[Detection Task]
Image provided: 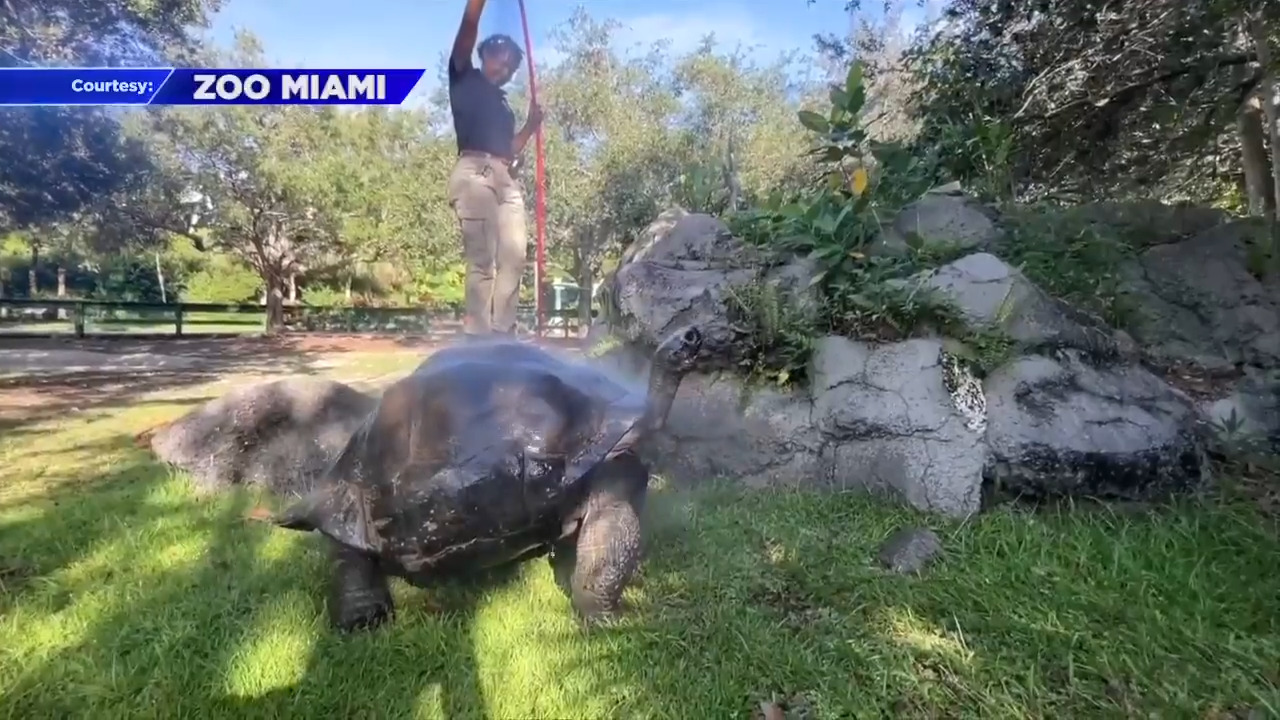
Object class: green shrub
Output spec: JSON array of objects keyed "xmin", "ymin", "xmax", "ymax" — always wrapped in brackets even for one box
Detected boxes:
[
  {"xmin": 182, "ymin": 255, "xmax": 261, "ymax": 304},
  {"xmin": 725, "ymin": 62, "xmax": 984, "ymax": 386},
  {"xmin": 996, "ymin": 205, "xmax": 1142, "ymax": 330},
  {"xmin": 300, "ymin": 285, "xmax": 349, "ymax": 307}
]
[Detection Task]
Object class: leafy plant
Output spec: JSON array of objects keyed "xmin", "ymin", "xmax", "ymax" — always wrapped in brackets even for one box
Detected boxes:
[
  {"xmin": 725, "ymin": 282, "xmax": 818, "ymax": 386},
  {"xmin": 724, "ymin": 61, "xmax": 973, "ymax": 386}
]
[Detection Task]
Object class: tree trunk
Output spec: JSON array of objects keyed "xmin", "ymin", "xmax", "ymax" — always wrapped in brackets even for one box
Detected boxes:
[
  {"xmin": 1238, "ymin": 87, "xmax": 1275, "ymax": 216},
  {"xmin": 344, "ymin": 275, "xmax": 353, "ymax": 302},
  {"xmin": 27, "ymin": 245, "xmax": 38, "ymax": 296},
  {"xmin": 155, "ymin": 251, "xmax": 167, "ymax": 304},
  {"xmin": 265, "ymin": 273, "xmax": 286, "ymax": 335},
  {"xmin": 56, "ymin": 266, "xmax": 67, "ymax": 319},
  {"xmin": 724, "ymin": 132, "xmax": 742, "ymax": 211},
  {"xmin": 1250, "ymin": 14, "xmax": 1280, "ymax": 220},
  {"xmin": 576, "ymin": 261, "xmax": 594, "ymax": 339},
  {"xmin": 288, "ymin": 273, "xmax": 297, "ymax": 302}
]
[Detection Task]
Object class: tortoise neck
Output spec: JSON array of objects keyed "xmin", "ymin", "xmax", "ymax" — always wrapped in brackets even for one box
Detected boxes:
[{"xmin": 642, "ymin": 365, "xmax": 681, "ymax": 432}]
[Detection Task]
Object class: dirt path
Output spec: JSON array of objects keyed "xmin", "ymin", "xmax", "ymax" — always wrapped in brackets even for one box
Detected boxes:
[{"xmin": 0, "ymin": 333, "xmax": 586, "ymax": 433}]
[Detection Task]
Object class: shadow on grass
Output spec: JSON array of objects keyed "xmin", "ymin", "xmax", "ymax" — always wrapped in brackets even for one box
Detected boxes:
[
  {"xmin": 3, "ymin": 433, "xmax": 1278, "ymax": 718},
  {"xmin": 0, "ymin": 436, "xmax": 511, "ymax": 718}
]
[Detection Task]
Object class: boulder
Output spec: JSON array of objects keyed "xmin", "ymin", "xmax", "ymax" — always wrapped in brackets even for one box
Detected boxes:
[
  {"xmin": 1200, "ymin": 368, "xmax": 1280, "ymax": 446},
  {"xmin": 1122, "ymin": 219, "xmax": 1280, "ymax": 371},
  {"xmin": 593, "ymin": 199, "xmax": 1252, "ymax": 519},
  {"xmin": 607, "ymin": 209, "xmax": 816, "ymax": 367},
  {"xmin": 648, "ymin": 371, "xmax": 827, "ymax": 492},
  {"xmin": 887, "ymin": 191, "xmax": 1000, "ymax": 254},
  {"xmin": 1068, "ymin": 201, "xmax": 1228, "ymax": 248},
  {"xmin": 809, "ymin": 336, "xmax": 988, "ymax": 516},
  {"xmin": 983, "ymin": 351, "xmax": 1209, "ymax": 502},
  {"xmin": 609, "ymin": 210, "xmax": 757, "ymax": 363},
  {"xmin": 646, "ymin": 336, "xmax": 990, "ymax": 518},
  {"xmin": 916, "ymin": 252, "xmax": 1135, "ymax": 359},
  {"xmin": 137, "ymin": 377, "xmax": 377, "ymax": 496}
]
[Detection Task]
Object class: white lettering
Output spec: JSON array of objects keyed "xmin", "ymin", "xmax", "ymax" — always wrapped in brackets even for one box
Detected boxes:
[
  {"xmin": 281, "ymin": 74, "xmax": 308, "ymax": 99},
  {"xmin": 320, "ymin": 73, "xmax": 346, "ymax": 100},
  {"xmin": 242, "ymin": 73, "xmax": 270, "ymax": 100},
  {"xmin": 68, "ymin": 79, "xmax": 156, "ymax": 97},
  {"xmin": 192, "ymin": 73, "xmax": 218, "ymax": 100},
  {"xmin": 214, "ymin": 74, "xmax": 241, "ymax": 99},
  {"xmin": 347, "ymin": 74, "xmax": 375, "ymax": 99}
]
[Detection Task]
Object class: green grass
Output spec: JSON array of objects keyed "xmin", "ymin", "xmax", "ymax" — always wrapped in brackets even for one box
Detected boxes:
[{"xmin": 1, "ymin": 376, "xmax": 1278, "ymax": 718}]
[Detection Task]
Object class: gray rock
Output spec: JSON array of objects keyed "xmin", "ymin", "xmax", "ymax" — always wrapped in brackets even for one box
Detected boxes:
[
  {"xmin": 811, "ymin": 337, "xmax": 988, "ymax": 516},
  {"xmin": 609, "ymin": 211, "xmax": 759, "ymax": 364},
  {"xmin": 1199, "ymin": 368, "xmax": 1280, "ymax": 447},
  {"xmin": 983, "ymin": 351, "xmax": 1210, "ymax": 502},
  {"xmin": 606, "ymin": 209, "xmax": 818, "ymax": 368},
  {"xmin": 1123, "ymin": 219, "xmax": 1280, "ymax": 371},
  {"xmin": 876, "ymin": 527, "xmax": 943, "ymax": 574},
  {"xmin": 762, "ymin": 255, "xmax": 821, "ymax": 315},
  {"xmin": 648, "ymin": 371, "xmax": 827, "ymax": 490},
  {"xmin": 917, "ymin": 252, "xmax": 1127, "ymax": 359},
  {"xmin": 890, "ymin": 193, "xmax": 1000, "ymax": 253},
  {"xmin": 1068, "ymin": 201, "xmax": 1228, "ymax": 249},
  {"xmin": 648, "ymin": 336, "xmax": 990, "ymax": 518},
  {"xmin": 138, "ymin": 377, "xmax": 377, "ymax": 497}
]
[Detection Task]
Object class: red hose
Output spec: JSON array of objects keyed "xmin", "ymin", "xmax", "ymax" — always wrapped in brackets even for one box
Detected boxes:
[{"xmin": 516, "ymin": 0, "xmax": 547, "ymax": 337}]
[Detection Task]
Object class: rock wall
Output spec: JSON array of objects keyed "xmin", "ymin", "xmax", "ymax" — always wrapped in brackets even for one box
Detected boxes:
[{"xmin": 595, "ymin": 193, "xmax": 1275, "ymax": 517}]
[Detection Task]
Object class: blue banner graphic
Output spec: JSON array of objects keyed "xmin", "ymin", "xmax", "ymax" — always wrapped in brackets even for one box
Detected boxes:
[
  {"xmin": 0, "ymin": 68, "xmax": 171, "ymax": 105},
  {"xmin": 0, "ymin": 68, "xmax": 426, "ymax": 106}
]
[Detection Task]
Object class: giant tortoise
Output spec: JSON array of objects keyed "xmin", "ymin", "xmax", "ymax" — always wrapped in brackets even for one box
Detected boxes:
[{"xmin": 252, "ymin": 325, "xmax": 702, "ymax": 631}]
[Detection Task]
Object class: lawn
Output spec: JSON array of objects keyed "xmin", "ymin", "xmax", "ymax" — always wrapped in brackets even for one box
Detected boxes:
[{"xmin": 1, "ymin": 369, "xmax": 1278, "ymax": 718}]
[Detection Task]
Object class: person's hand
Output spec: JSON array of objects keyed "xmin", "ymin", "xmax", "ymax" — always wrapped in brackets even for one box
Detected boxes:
[{"xmin": 527, "ymin": 101, "xmax": 544, "ymax": 127}]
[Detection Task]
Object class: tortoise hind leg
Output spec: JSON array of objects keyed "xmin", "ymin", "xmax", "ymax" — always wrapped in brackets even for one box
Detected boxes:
[
  {"xmin": 551, "ymin": 453, "xmax": 648, "ymax": 621},
  {"xmin": 328, "ymin": 541, "xmax": 394, "ymax": 632}
]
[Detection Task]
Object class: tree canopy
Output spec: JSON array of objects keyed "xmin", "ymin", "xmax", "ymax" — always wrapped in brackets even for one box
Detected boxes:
[{"xmin": 3, "ymin": 1, "xmax": 1278, "ymax": 328}]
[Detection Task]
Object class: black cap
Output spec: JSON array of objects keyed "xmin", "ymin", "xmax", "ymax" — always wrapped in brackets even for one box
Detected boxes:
[{"xmin": 478, "ymin": 33, "xmax": 524, "ymax": 70}]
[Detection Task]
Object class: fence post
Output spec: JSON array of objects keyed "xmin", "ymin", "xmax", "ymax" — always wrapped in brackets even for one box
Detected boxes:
[
  {"xmin": 174, "ymin": 304, "xmax": 184, "ymax": 337},
  {"xmin": 73, "ymin": 302, "xmax": 85, "ymax": 337}
]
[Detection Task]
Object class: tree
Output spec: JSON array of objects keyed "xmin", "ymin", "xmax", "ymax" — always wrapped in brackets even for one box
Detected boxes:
[
  {"xmin": 535, "ymin": 9, "xmax": 816, "ymax": 324},
  {"xmin": 904, "ymin": 0, "xmax": 1280, "ymax": 207},
  {"xmin": 0, "ymin": 0, "xmax": 222, "ymax": 235},
  {"xmin": 133, "ymin": 34, "xmax": 367, "ymax": 330},
  {"xmin": 537, "ymin": 10, "xmax": 683, "ymax": 323},
  {"xmin": 306, "ymin": 105, "xmax": 458, "ymax": 303}
]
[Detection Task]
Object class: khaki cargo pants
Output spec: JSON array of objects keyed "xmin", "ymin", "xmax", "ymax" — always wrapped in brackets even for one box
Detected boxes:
[{"xmin": 446, "ymin": 154, "xmax": 528, "ymax": 335}]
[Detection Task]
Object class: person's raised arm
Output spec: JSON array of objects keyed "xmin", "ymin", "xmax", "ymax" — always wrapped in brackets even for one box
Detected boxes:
[{"xmin": 450, "ymin": 0, "xmax": 486, "ymax": 75}]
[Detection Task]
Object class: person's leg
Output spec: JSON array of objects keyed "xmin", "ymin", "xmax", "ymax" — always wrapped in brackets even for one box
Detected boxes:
[
  {"xmin": 491, "ymin": 167, "xmax": 529, "ymax": 335},
  {"xmin": 447, "ymin": 157, "xmax": 502, "ymax": 336}
]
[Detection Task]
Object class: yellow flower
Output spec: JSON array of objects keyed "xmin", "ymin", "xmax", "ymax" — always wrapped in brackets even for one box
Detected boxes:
[{"xmin": 850, "ymin": 167, "xmax": 869, "ymax": 196}]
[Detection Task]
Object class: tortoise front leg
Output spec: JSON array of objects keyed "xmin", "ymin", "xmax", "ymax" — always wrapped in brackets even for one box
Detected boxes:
[
  {"xmin": 328, "ymin": 540, "xmax": 394, "ymax": 632},
  {"xmin": 551, "ymin": 453, "xmax": 649, "ymax": 621}
]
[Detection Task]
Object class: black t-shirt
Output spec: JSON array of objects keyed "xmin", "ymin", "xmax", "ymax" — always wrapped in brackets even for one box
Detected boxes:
[{"xmin": 448, "ymin": 59, "xmax": 516, "ymax": 159}]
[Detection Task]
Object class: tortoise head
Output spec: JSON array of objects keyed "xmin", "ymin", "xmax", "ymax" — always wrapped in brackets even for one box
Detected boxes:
[
  {"xmin": 638, "ymin": 325, "xmax": 702, "ymax": 434},
  {"xmin": 653, "ymin": 325, "xmax": 702, "ymax": 374}
]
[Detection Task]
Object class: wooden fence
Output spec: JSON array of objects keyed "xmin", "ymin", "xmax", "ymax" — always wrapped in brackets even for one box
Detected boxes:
[{"xmin": 0, "ymin": 298, "xmax": 585, "ymax": 338}]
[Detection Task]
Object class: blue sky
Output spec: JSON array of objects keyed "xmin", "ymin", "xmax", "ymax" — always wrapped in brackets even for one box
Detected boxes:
[{"xmin": 207, "ymin": 0, "xmax": 860, "ymax": 83}]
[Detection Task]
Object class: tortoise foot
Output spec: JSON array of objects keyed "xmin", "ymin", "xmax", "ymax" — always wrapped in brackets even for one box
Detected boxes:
[{"xmin": 328, "ymin": 541, "xmax": 394, "ymax": 633}]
